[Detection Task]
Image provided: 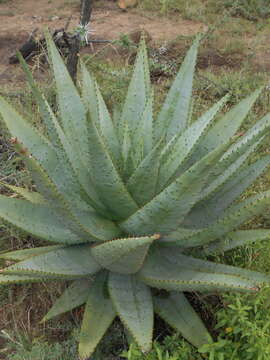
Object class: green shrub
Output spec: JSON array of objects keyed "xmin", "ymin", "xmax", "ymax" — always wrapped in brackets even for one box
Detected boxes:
[{"xmin": 200, "ymin": 288, "xmax": 270, "ymax": 359}]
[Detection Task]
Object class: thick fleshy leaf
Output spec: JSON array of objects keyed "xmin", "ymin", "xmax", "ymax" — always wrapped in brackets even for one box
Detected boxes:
[
  {"xmin": 0, "ymin": 196, "xmax": 81, "ymax": 244},
  {"xmin": 153, "ymin": 292, "xmax": 211, "ymax": 347},
  {"xmin": 183, "ymin": 153, "xmax": 270, "ymax": 228},
  {"xmin": 0, "ymin": 245, "xmax": 64, "ymax": 261},
  {"xmin": 87, "ymin": 112, "xmax": 138, "ymax": 220},
  {"xmin": 91, "ymin": 234, "xmax": 159, "ymax": 274},
  {"xmin": 0, "ymin": 95, "xmax": 57, "ymax": 172},
  {"xmin": 118, "ymin": 36, "xmax": 151, "ymax": 143},
  {"xmin": 201, "ymin": 137, "xmax": 264, "ymax": 198},
  {"xmin": 45, "ymin": 37, "xmax": 109, "ymax": 213},
  {"xmin": 166, "ymin": 191, "xmax": 270, "ymax": 247},
  {"xmin": 204, "ymin": 229, "xmax": 270, "ymax": 254},
  {"xmin": 120, "ymin": 141, "xmax": 230, "ymax": 235},
  {"xmin": 0, "ymin": 182, "xmax": 45, "ymax": 204},
  {"xmin": 23, "ymin": 153, "xmax": 94, "ymax": 239},
  {"xmin": 157, "ymin": 94, "xmax": 229, "ymax": 190},
  {"xmin": 154, "ymin": 36, "xmax": 200, "ymax": 142},
  {"xmin": 22, "ymin": 153, "xmax": 121, "ymax": 241},
  {"xmin": 42, "ymin": 279, "xmax": 91, "ymax": 322},
  {"xmin": 132, "ymin": 92, "xmax": 154, "ymax": 167},
  {"xmin": 79, "ymin": 273, "xmax": 116, "ymax": 360},
  {"xmin": 18, "ymin": 52, "xmax": 60, "ymax": 146},
  {"xmin": 46, "ymin": 33, "xmax": 90, "ymax": 172},
  {"xmin": 32, "ymin": 98, "xmax": 109, "ymax": 215},
  {"xmin": 181, "ymin": 109, "xmax": 270, "ymax": 187},
  {"xmin": 108, "ymin": 273, "xmax": 153, "ymax": 352},
  {"xmin": 18, "ymin": 53, "xmax": 95, "ymax": 206},
  {"xmin": 2, "ymin": 245, "xmax": 101, "ymax": 278},
  {"xmin": 121, "ymin": 121, "xmax": 135, "ymax": 180},
  {"xmin": 139, "ymin": 248, "xmax": 260, "ymax": 292},
  {"xmin": 126, "ymin": 139, "xmax": 164, "ymax": 205},
  {"xmin": 0, "ymin": 91, "xmax": 79, "ymax": 211},
  {"xmin": 161, "ymin": 247, "xmax": 270, "ymax": 284},
  {"xmin": 189, "ymin": 88, "xmax": 263, "ymax": 162},
  {"xmin": 0, "ymin": 274, "xmax": 54, "ymax": 284},
  {"xmin": 0, "ymin": 93, "xmax": 112, "ymax": 233},
  {"xmin": 81, "ymin": 62, "xmax": 121, "ymax": 167}
]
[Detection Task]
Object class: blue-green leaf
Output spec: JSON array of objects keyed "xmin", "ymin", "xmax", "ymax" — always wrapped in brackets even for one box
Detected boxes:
[
  {"xmin": 91, "ymin": 234, "xmax": 158, "ymax": 274},
  {"xmin": 108, "ymin": 273, "xmax": 153, "ymax": 353},
  {"xmin": 0, "ymin": 196, "xmax": 81, "ymax": 244},
  {"xmin": 87, "ymin": 112, "xmax": 138, "ymax": 220},
  {"xmin": 153, "ymin": 292, "xmax": 211, "ymax": 347},
  {"xmin": 42, "ymin": 279, "xmax": 91, "ymax": 322},
  {"xmin": 79, "ymin": 273, "xmax": 116, "ymax": 359},
  {"xmin": 154, "ymin": 36, "xmax": 200, "ymax": 142},
  {"xmin": 2, "ymin": 245, "xmax": 101, "ymax": 278}
]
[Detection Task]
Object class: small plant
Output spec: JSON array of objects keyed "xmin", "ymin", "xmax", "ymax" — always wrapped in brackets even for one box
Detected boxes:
[
  {"xmin": 1, "ymin": 330, "xmax": 78, "ymax": 360},
  {"xmin": 0, "ymin": 33, "xmax": 270, "ymax": 359},
  {"xmin": 199, "ymin": 288, "xmax": 270, "ymax": 359},
  {"xmin": 114, "ymin": 33, "xmax": 138, "ymax": 51},
  {"xmin": 223, "ymin": 0, "xmax": 270, "ymax": 21},
  {"xmin": 122, "ymin": 338, "xmax": 202, "ymax": 360}
]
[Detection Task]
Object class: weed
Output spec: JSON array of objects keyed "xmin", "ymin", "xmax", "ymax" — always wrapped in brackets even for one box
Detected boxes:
[
  {"xmin": 199, "ymin": 289, "xmax": 270, "ymax": 360},
  {"xmin": 121, "ymin": 336, "xmax": 202, "ymax": 360},
  {"xmin": 1, "ymin": 330, "xmax": 78, "ymax": 360},
  {"xmin": 113, "ymin": 33, "xmax": 138, "ymax": 52},
  {"xmin": 223, "ymin": 0, "xmax": 270, "ymax": 21}
]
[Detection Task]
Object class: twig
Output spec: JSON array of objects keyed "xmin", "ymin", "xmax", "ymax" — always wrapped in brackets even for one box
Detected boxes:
[{"xmin": 88, "ymin": 39, "xmax": 111, "ymax": 43}]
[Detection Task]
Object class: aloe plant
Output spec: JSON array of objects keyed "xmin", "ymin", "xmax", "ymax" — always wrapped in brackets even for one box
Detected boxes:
[{"xmin": 0, "ymin": 33, "xmax": 270, "ymax": 359}]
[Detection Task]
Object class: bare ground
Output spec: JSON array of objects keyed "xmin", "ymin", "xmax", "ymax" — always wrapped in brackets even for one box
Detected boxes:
[{"xmin": 0, "ymin": 0, "xmax": 207, "ymax": 87}]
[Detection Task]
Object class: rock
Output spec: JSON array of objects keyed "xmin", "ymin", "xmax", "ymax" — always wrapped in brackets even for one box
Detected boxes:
[{"xmin": 117, "ymin": 0, "xmax": 138, "ymax": 10}]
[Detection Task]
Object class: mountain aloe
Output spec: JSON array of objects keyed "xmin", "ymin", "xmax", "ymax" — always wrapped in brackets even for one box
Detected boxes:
[{"xmin": 0, "ymin": 33, "xmax": 270, "ymax": 359}]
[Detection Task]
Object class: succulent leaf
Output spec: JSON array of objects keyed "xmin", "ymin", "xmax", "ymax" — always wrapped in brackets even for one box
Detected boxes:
[
  {"xmin": 204, "ymin": 229, "xmax": 270, "ymax": 254},
  {"xmin": 0, "ymin": 195, "xmax": 82, "ymax": 244},
  {"xmin": 91, "ymin": 234, "xmax": 159, "ymax": 274},
  {"xmin": 79, "ymin": 273, "xmax": 116, "ymax": 360},
  {"xmin": 0, "ymin": 245, "xmax": 64, "ymax": 261},
  {"xmin": 46, "ymin": 33, "xmax": 90, "ymax": 172},
  {"xmin": 2, "ymin": 245, "xmax": 101, "ymax": 277},
  {"xmin": 157, "ymin": 94, "xmax": 229, "ymax": 190},
  {"xmin": 118, "ymin": 36, "xmax": 151, "ymax": 143},
  {"xmin": 0, "ymin": 274, "xmax": 52, "ymax": 284},
  {"xmin": 184, "ymin": 154, "xmax": 270, "ymax": 227},
  {"xmin": 154, "ymin": 35, "xmax": 200, "ymax": 142},
  {"xmin": 191, "ymin": 87, "xmax": 263, "ymax": 161},
  {"xmin": 42, "ymin": 279, "xmax": 91, "ymax": 322},
  {"xmin": 87, "ymin": 111, "xmax": 138, "ymax": 220},
  {"xmin": 161, "ymin": 247, "xmax": 270, "ymax": 284},
  {"xmin": 81, "ymin": 62, "xmax": 122, "ymax": 168},
  {"xmin": 121, "ymin": 141, "xmax": 231, "ymax": 235},
  {"xmin": 0, "ymin": 182, "xmax": 45, "ymax": 204},
  {"xmin": 18, "ymin": 52, "xmax": 60, "ymax": 147},
  {"xmin": 153, "ymin": 292, "xmax": 211, "ymax": 347},
  {"xmin": 132, "ymin": 91, "xmax": 154, "ymax": 167},
  {"xmin": 139, "ymin": 248, "xmax": 261, "ymax": 292},
  {"xmin": 126, "ymin": 138, "xmax": 164, "ymax": 205},
  {"xmin": 108, "ymin": 273, "xmax": 153, "ymax": 352},
  {"xmin": 166, "ymin": 191, "xmax": 270, "ymax": 246}
]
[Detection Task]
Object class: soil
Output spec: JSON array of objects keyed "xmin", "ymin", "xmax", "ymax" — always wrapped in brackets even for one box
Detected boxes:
[
  {"xmin": 1, "ymin": 0, "xmax": 269, "ymax": 89},
  {"xmin": 0, "ymin": 0, "xmax": 208, "ymax": 87}
]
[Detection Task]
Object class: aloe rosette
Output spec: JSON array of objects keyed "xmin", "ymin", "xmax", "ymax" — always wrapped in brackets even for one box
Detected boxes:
[{"xmin": 0, "ymin": 34, "xmax": 270, "ymax": 359}]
